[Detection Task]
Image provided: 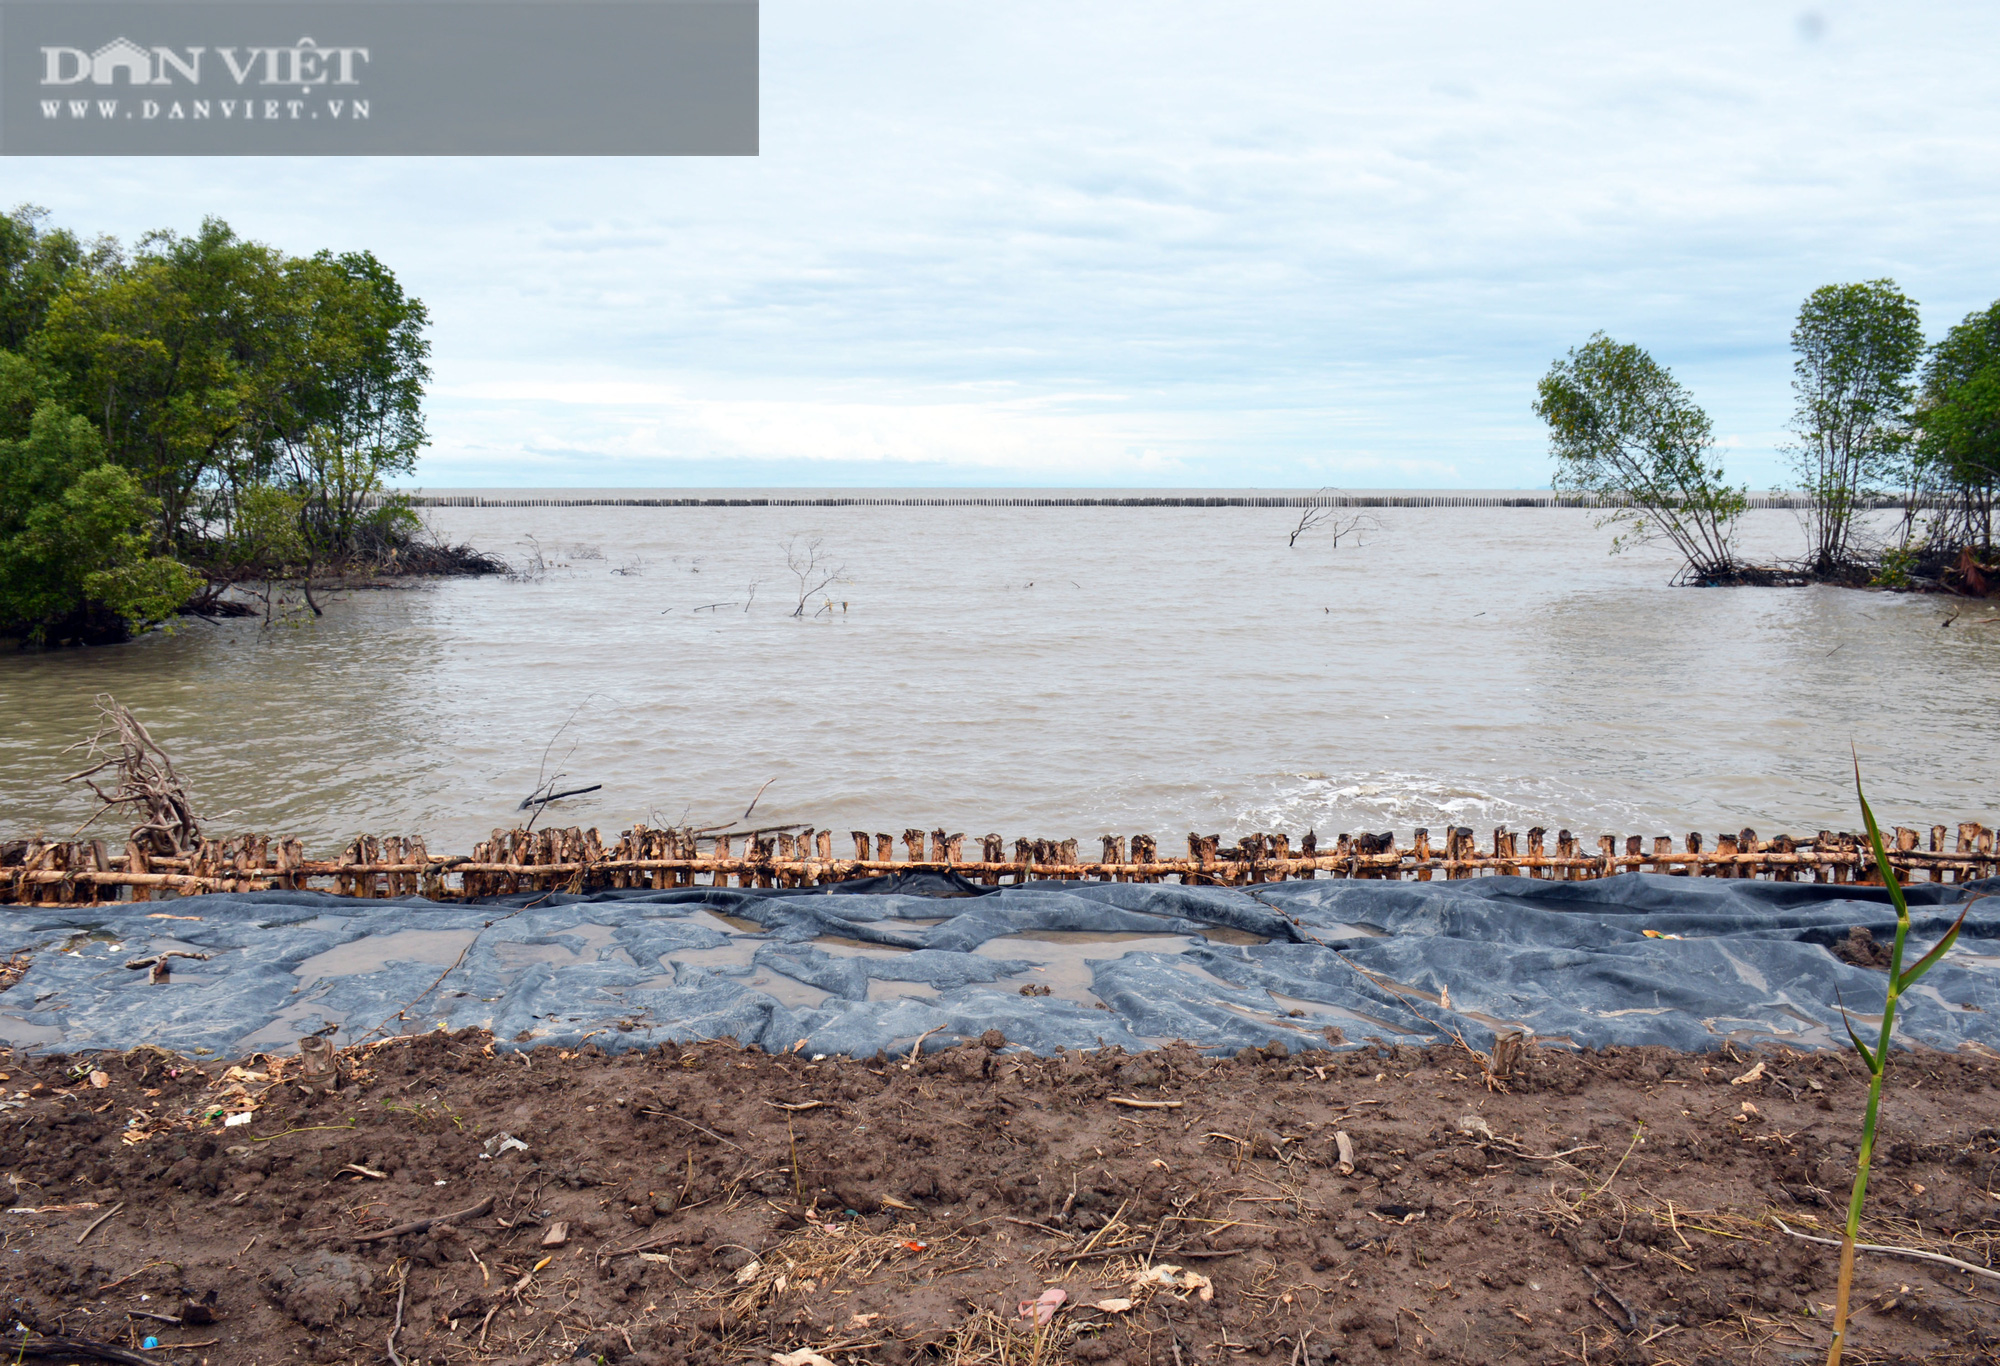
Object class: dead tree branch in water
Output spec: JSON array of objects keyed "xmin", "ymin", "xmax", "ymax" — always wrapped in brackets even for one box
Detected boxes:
[
  {"xmin": 785, "ymin": 537, "xmax": 844, "ymax": 617},
  {"xmin": 518, "ymin": 694, "xmax": 602, "ymax": 831},
  {"xmin": 1288, "ymin": 491, "xmax": 1380, "ymax": 548},
  {"xmin": 60, "ymin": 694, "xmax": 201, "ymax": 854}
]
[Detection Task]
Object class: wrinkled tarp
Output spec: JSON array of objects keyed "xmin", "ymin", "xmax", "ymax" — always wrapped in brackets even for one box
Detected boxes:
[{"xmin": 0, "ymin": 873, "xmax": 1994, "ymax": 1059}]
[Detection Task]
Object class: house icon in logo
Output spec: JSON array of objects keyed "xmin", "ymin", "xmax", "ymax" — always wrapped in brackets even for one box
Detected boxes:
[{"xmin": 89, "ymin": 36, "xmax": 153, "ymax": 84}]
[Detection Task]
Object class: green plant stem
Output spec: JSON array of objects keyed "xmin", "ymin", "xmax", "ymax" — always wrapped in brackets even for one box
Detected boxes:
[
  {"xmin": 1828, "ymin": 763, "xmax": 1966, "ymax": 1366},
  {"xmin": 1829, "ymin": 1053, "xmax": 1888, "ymax": 1366}
]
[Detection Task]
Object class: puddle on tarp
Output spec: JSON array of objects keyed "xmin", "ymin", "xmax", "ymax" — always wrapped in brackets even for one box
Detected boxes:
[
  {"xmin": 235, "ymin": 1000, "xmax": 348, "ymax": 1051},
  {"xmin": 295, "ymin": 929, "xmax": 478, "ymax": 978},
  {"xmin": 661, "ymin": 941, "xmax": 759, "ymax": 972},
  {"xmin": 973, "ymin": 932, "xmax": 1203, "ymax": 1006},
  {"xmin": 493, "ymin": 925, "xmax": 633, "ymax": 972},
  {"xmin": 0, "ymin": 1016, "xmax": 63, "ymax": 1044},
  {"xmin": 1201, "ymin": 927, "xmax": 1270, "ymax": 946},
  {"xmin": 638, "ymin": 969, "xmax": 827, "ymax": 1010},
  {"xmin": 812, "ymin": 936, "xmax": 914, "ymax": 957},
  {"xmin": 703, "ymin": 912, "xmax": 766, "ymax": 935},
  {"xmin": 868, "ymin": 979, "xmax": 939, "ymax": 1001},
  {"xmin": 58, "ymin": 930, "xmax": 125, "ymax": 954},
  {"xmin": 1265, "ymin": 990, "xmax": 1420, "ymax": 1037}
]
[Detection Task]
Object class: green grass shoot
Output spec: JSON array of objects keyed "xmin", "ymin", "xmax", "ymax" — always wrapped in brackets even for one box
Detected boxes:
[{"xmin": 1825, "ymin": 760, "xmax": 1970, "ymax": 1366}]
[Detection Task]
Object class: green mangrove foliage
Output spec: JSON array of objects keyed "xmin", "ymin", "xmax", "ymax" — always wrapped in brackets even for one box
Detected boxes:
[
  {"xmin": 1788, "ymin": 281, "xmax": 1926, "ymax": 573},
  {"xmin": 1548, "ymin": 281, "xmax": 2000, "ymax": 587},
  {"xmin": 1914, "ymin": 301, "xmax": 2000, "ymax": 557},
  {"xmin": 0, "ymin": 204, "xmax": 433, "ymax": 644},
  {"xmin": 1533, "ymin": 333, "xmax": 1746, "ymax": 581}
]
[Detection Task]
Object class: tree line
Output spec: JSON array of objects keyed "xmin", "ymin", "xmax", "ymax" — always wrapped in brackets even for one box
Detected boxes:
[
  {"xmin": 1535, "ymin": 280, "xmax": 1999, "ymax": 588},
  {"xmin": 0, "ymin": 205, "xmax": 441, "ymax": 645}
]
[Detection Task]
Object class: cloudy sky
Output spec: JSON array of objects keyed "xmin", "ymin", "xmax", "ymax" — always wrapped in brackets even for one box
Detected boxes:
[{"xmin": 9, "ymin": 1, "xmax": 1998, "ymax": 488}]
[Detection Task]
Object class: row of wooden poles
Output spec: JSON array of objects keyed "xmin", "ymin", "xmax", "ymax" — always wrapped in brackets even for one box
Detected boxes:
[{"xmin": 3, "ymin": 820, "xmax": 1997, "ymax": 906}]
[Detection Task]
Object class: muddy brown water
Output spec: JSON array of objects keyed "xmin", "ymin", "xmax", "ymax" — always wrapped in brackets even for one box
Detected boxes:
[{"xmin": 2, "ymin": 502, "xmax": 1993, "ymax": 857}]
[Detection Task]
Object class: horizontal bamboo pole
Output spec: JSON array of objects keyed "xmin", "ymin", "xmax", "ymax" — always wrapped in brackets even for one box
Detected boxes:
[
  {"xmin": 10, "ymin": 849, "xmax": 1984, "ymax": 889},
  {"xmin": 6, "ymin": 818, "xmax": 1995, "ymax": 907}
]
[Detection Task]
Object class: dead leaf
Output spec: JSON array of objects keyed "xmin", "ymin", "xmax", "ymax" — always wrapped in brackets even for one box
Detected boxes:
[
  {"xmin": 734, "ymin": 1258, "xmax": 762, "ymax": 1285},
  {"xmin": 87, "ymin": 1072, "xmax": 109, "ymax": 1090},
  {"xmin": 1335, "ymin": 1129, "xmax": 1356, "ymax": 1175},
  {"xmin": 1730, "ymin": 1061, "xmax": 1766, "ymax": 1086},
  {"xmin": 771, "ymin": 1352, "xmax": 836, "ymax": 1366},
  {"xmin": 1092, "ymin": 1298, "xmax": 1135, "ymax": 1313}
]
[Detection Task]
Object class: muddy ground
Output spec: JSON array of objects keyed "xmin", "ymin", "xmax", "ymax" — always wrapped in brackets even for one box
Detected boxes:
[{"xmin": 0, "ymin": 1032, "xmax": 1994, "ymax": 1366}]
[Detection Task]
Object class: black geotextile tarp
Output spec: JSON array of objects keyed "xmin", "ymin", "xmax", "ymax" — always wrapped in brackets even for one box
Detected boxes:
[{"xmin": 0, "ymin": 873, "xmax": 1994, "ymax": 1059}]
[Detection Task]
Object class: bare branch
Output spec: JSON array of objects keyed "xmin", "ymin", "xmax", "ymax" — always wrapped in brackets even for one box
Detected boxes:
[{"xmin": 60, "ymin": 695, "xmax": 201, "ymax": 855}]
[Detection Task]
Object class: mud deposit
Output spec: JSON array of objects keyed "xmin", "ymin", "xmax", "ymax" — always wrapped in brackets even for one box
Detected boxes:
[{"xmin": 0, "ymin": 1033, "xmax": 1994, "ymax": 1365}]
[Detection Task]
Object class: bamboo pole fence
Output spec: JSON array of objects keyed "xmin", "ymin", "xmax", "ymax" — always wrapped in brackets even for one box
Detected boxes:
[{"xmin": 1, "ymin": 819, "xmax": 1995, "ymax": 908}]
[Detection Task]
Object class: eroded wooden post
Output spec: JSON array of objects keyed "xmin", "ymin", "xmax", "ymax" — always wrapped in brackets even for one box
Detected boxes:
[
  {"xmin": 1132, "ymin": 834, "xmax": 1157, "ymax": 883},
  {"xmin": 981, "ymin": 834, "xmax": 1004, "ymax": 886},
  {"xmin": 1771, "ymin": 834, "xmax": 1795, "ymax": 882},
  {"xmin": 1189, "ymin": 833, "xmax": 1218, "ymax": 886},
  {"xmin": 1410, "ymin": 828, "xmax": 1429, "ymax": 882},
  {"xmin": 122, "ymin": 840, "xmax": 151, "ymax": 902}
]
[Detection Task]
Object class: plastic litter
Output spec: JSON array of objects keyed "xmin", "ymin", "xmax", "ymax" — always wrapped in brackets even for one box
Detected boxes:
[
  {"xmin": 479, "ymin": 1132, "xmax": 529, "ymax": 1158},
  {"xmin": 1019, "ymin": 1287, "xmax": 1067, "ymax": 1324}
]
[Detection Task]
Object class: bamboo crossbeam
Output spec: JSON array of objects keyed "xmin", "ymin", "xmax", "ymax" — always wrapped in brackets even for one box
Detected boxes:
[{"xmin": 3, "ymin": 818, "xmax": 1995, "ymax": 908}]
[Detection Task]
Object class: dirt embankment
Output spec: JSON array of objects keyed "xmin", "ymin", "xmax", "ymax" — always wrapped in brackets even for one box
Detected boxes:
[{"xmin": 0, "ymin": 1033, "xmax": 1994, "ymax": 1366}]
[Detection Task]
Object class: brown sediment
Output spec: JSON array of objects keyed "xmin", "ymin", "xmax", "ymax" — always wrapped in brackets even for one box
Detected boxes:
[
  {"xmin": 3, "ymin": 819, "xmax": 1997, "ymax": 907},
  {"xmin": 0, "ymin": 1032, "xmax": 1992, "ymax": 1364}
]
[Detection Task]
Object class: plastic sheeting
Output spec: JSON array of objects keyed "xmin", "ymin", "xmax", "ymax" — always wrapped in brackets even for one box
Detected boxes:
[{"xmin": 0, "ymin": 872, "xmax": 1994, "ymax": 1059}]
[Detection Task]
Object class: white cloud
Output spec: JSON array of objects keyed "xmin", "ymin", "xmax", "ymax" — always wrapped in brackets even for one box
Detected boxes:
[{"xmin": 8, "ymin": 0, "xmax": 1998, "ymax": 487}]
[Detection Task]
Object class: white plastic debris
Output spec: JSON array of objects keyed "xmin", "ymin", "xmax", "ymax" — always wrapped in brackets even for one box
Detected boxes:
[{"xmin": 479, "ymin": 1131, "xmax": 530, "ymax": 1159}]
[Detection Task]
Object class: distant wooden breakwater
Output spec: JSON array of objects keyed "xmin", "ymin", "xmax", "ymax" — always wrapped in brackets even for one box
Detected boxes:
[
  {"xmin": 386, "ymin": 493, "xmax": 1919, "ymax": 510},
  {"xmin": 3, "ymin": 821, "xmax": 1994, "ymax": 906}
]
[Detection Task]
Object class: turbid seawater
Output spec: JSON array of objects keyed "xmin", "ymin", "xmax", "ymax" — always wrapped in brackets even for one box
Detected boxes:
[{"xmin": 1, "ymin": 495, "xmax": 1991, "ymax": 854}]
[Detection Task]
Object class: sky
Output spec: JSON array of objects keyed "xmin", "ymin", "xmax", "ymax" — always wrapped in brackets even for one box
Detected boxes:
[{"xmin": 6, "ymin": 1, "xmax": 1999, "ymax": 489}]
